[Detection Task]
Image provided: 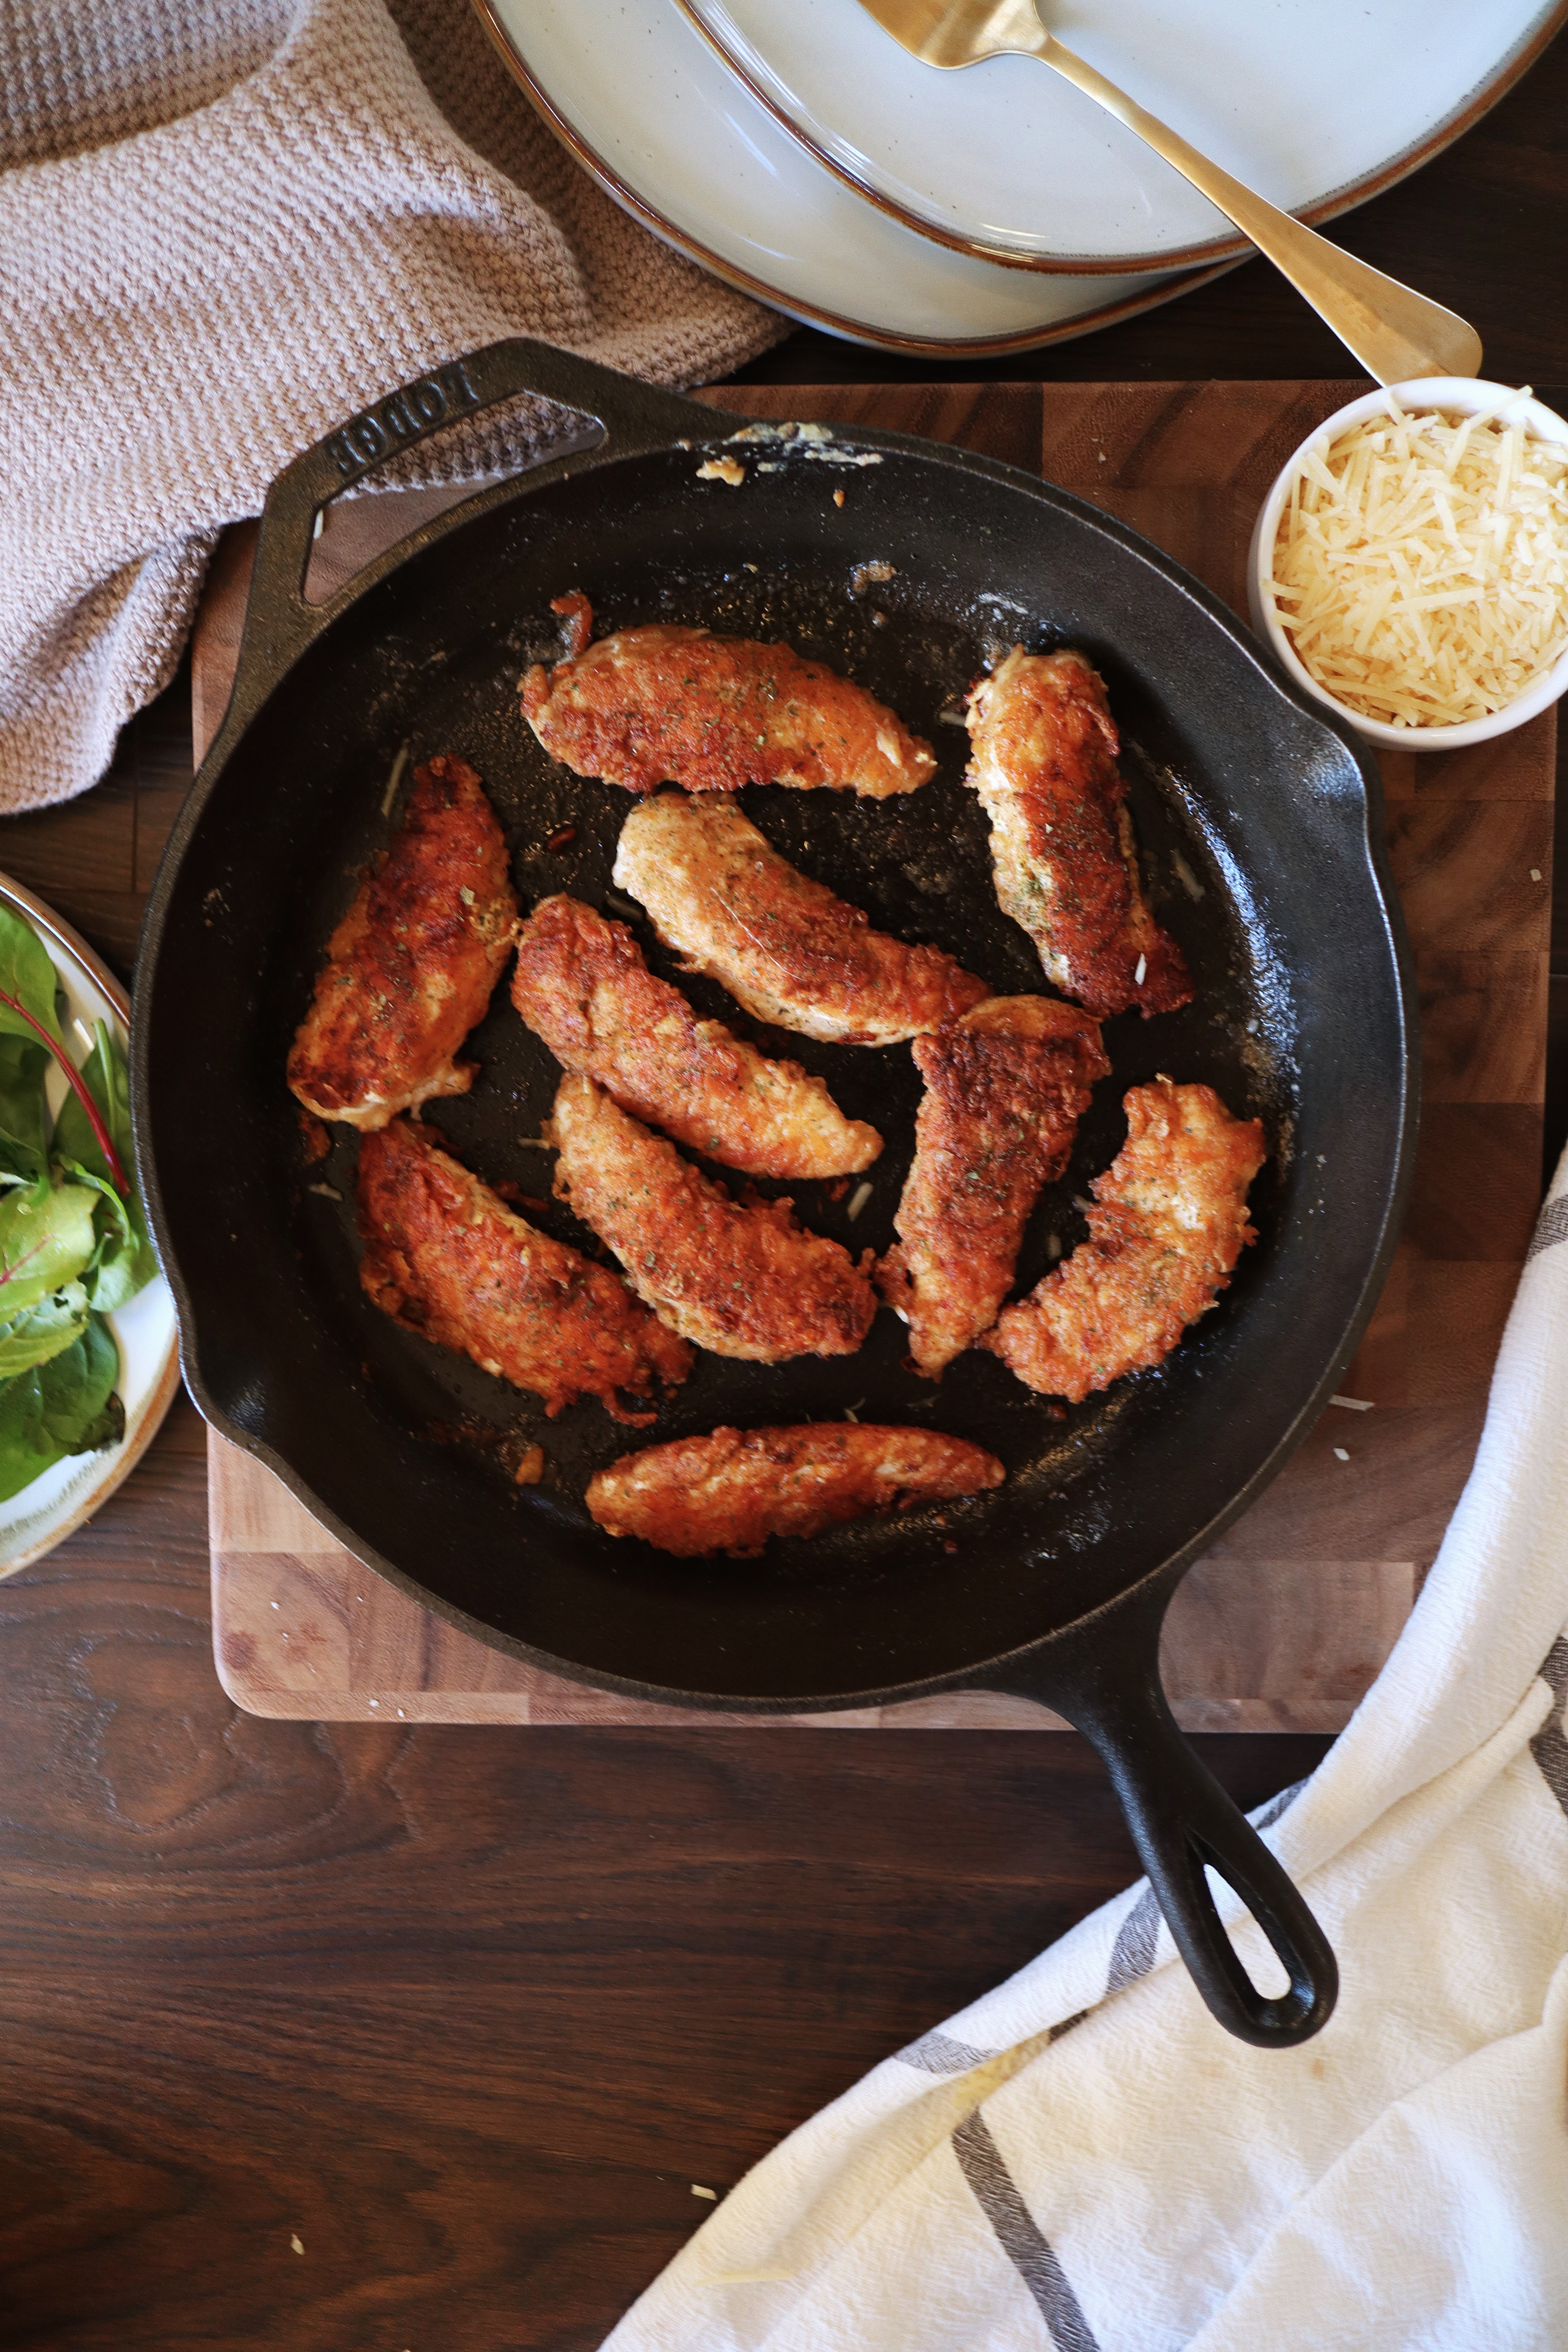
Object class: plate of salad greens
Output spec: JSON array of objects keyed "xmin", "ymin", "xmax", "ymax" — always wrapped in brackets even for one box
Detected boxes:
[{"xmin": 0, "ymin": 873, "xmax": 177, "ymax": 1578}]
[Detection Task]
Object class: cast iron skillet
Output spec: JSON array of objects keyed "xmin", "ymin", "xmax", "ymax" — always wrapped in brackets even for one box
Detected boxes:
[{"xmin": 135, "ymin": 339, "xmax": 1417, "ymax": 2048}]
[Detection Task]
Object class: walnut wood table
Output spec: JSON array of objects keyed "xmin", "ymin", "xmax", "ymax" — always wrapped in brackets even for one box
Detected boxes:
[{"xmin": 0, "ymin": 31, "xmax": 1564, "ymax": 2348}]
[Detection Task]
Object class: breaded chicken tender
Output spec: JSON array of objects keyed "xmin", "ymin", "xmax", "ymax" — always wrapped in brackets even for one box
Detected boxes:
[
  {"xmin": 878, "ymin": 996, "xmax": 1110, "ymax": 1376},
  {"xmin": 586, "ymin": 1422, "xmax": 1005, "ymax": 1557},
  {"xmin": 288, "ymin": 756, "xmax": 518, "ymax": 1129},
  {"xmin": 986, "ymin": 1078, "xmax": 1265, "ymax": 1403},
  {"xmin": 511, "ymin": 895, "xmax": 880, "ymax": 1180},
  {"xmin": 613, "ymin": 792, "xmax": 990, "ymax": 1046},
  {"xmin": 357, "ymin": 1116, "xmax": 690, "ymax": 1424},
  {"xmin": 550, "ymin": 1075, "xmax": 875, "ymax": 1362},
  {"xmin": 521, "ymin": 595, "xmax": 936, "ymax": 797},
  {"xmin": 966, "ymin": 648, "xmax": 1191, "ymax": 1020}
]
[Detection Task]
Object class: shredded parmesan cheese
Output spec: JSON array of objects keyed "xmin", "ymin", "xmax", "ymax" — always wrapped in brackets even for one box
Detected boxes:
[{"xmin": 1266, "ymin": 391, "xmax": 1568, "ymax": 728}]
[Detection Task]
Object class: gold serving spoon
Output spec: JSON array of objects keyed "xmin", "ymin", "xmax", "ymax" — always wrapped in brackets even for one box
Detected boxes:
[{"xmin": 855, "ymin": 0, "xmax": 1482, "ymax": 383}]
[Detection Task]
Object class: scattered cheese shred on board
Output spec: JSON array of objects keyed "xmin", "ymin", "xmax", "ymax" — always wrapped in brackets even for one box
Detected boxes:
[{"xmin": 1266, "ymin": 392, "xmax": 1568, "ymax": 728}]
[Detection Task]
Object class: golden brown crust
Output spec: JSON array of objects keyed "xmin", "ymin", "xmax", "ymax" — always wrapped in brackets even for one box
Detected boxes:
[
  {"xmin": 287, "ymin": 756, "xmax": 519, "ymax": 1129},
  {"xmin": 612, "ymin": 791, "xmax": 991, "ymax": 1045},
  {"xmin": 521, "ymin": 603, "xmax": 936, "ymax": 798},
  {"xmin": 985, "ymin": 1078, "xmax": 1265, "ymax": 1403},
  {"xmin": 965, "ymin": 648, "xmax": 1192, "ymax": 1021},
  {"xmin": 356, "ymin": 1116, "xmax": 691, "ymax": 1424},
  {"xmin": 550, "ymin": 1075, "xmax": 877, "ymax": 1362},
  {"xmin": 586, "ymin": 1422, "xmax": 1005, "ymax": 1556},
  {"xmin": 878, "ymin": 996, "xmax": 1110, "ymax": 1376},
  {"xmin": 511, "ymin": 895, "xmax": 881, "ymax": 1179}
]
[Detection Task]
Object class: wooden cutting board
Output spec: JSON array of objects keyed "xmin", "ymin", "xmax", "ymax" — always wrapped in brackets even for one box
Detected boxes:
[{"xmin": 201, "ymin": 380, "xmax": 1553, "ymax": 1732}]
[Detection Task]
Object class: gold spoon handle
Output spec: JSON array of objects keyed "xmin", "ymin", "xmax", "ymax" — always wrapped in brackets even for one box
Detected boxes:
[{"xmin": 1030, "ymin": 29, "xmax": 1482, "ymax": 383}]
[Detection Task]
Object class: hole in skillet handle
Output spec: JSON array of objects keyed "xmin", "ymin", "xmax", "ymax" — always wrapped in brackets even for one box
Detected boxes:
[
  {"xmin": 226, "ymin": 338, "xmax": 726, "ymax": 739},
  {"xmin": 995, "ymin": 1586, "xmax": 1338, "ymax": 2048}
]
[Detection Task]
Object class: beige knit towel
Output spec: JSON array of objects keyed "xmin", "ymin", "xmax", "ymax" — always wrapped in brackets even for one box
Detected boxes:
[{"xmin": 0, "ymin": 0, "xmax": 782, "ymax": 812}]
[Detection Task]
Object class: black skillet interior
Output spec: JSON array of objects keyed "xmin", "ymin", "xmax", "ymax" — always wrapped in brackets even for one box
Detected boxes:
[{"xmin": 140, "ymin": 356, "xmax": 1413, "ymax": 1711}]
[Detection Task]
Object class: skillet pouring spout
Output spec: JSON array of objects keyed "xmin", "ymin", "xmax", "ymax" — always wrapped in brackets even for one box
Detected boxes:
[{"xmin": 135, "ymin": 337, "xmax": 1411, "ymax": 2052}]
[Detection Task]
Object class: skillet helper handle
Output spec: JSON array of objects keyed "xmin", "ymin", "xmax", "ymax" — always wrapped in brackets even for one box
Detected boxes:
[
  {"xmin": 999, "ymin": 1597, "xmax": 1338, "ymax": 2047},
  {"xmin": 234, "ymin": 338, "xmax": 720, "ymax": 726}
]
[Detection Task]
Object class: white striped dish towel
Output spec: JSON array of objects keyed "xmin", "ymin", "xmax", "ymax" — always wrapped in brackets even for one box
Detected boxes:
[{"xmin": 604, "ymin": 1150, "xmax": 1568, "ymax": 2352}]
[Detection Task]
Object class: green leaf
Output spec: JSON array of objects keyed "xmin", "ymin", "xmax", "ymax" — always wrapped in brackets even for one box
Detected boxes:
[
  {"xmin": 0, "ymin": 903, "xmax": 65, "ymax": 1049},
  {"xmin": 0, "ymin": 1033, "xmax": 51, "ymax": 1200},
  {"xmin": 52, "ymin": 1023, "xmax": 155, "ymax": 1307},
  {"xmin": 0, "ymin": 1281, "xmax": 91, "ymax": 1376},
  {"xmin": 0, "ymin": 1180, "xmax": 97, "ymax": 1315},
  {"xmin": 0, "ymin": 1316, "xmax": 123, "ymax": 1503},
  {"xmin": 56, "ymin": 1161, "xmax": 143, "ymax": 1313}
]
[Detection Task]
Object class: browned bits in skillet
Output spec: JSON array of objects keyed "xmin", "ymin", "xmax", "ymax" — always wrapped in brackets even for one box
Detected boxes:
[
  {"xmin": 612, "ymin": 791, "xmax": 991, "ymax": 1045},
  {"xmin": 986, "ymin": 1078, "xmax": 1265, "ymax": 1402},
  {"xmin": 966, "ymin": 648, "xmax": 1192, "ymax": 1020},
  {"xmin": 296, "ymin": 1107, "xmax": 332, "ymax": 1165},
  {"xmin": 520, "ymin": 592, "xmax": 936, "ymax": 797},
  {"xmin": 878, "ymin": 996, "xmax": 1110, "ymax": 1377},
  {"xmin": 550, "ymin": 1074, "xmax": 877, "ymax": 1363},
  {"xmin": 357, "ymin": 1116, "xmax": 691, "ymax": 1425},
  {"xmin": 490, "ymin": 1176, "xmax": 550, "ymax": 1213},
  {"xmin": 551, "ymin": 590, "xmax": 593, "ymax": 659},
  {"xmin": 287, "ymin": 755, "xmax": 518, "ymax": 1130},
  {"xmin": 512, "ymin": 895, "xmax": 882, "ymax": 1180},
  {"xmin": 544, "ymin": 823, "xmax": 578, "ymax": 851},
  {"xmin": 586, "ymin": 1423, "xmax": 1005, "ymax": 1556}
]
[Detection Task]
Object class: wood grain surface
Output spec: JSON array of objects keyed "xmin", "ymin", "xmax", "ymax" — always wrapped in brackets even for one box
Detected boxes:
[
  {"xmin": 0, "ymin": 27, "xmax": 1563, "ymax": 2346},
  {"xmin": 203, "ymin": 379, "xmax": 1551, "ymax": 1734}
]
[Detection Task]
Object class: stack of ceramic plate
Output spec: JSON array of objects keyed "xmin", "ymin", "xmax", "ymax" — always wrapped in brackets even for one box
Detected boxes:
[{"xmin": 475, "ymin": 0, "xmax": 1561, "ymax": 355}]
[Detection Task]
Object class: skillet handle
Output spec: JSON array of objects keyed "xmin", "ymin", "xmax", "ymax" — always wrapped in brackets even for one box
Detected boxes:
[
  {"xmin": 996, "ymin": 1589, "xmax": 1338, "ymax": 2048},
  {"xmin": 225, "ymin": 337, "xmax": 730, "ymax": 745}
]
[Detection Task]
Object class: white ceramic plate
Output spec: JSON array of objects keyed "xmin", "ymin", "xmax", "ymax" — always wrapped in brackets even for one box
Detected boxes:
[
  {"xmin": 474, "ymin": 0, "xmax": 1236, "ymax": 353},
  {"xmin": 0, "ymin": 875, "xmax": 180, "ymax": 1582},
  {"xmin": 678, "ymin": 0, "xmax": 1566, "ymax": 273}
]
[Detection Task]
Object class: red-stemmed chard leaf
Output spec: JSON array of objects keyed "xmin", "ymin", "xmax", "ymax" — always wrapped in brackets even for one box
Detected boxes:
[{"xmin": 0, "ymin": 988, "xmax": 129, "ymax": 1197}]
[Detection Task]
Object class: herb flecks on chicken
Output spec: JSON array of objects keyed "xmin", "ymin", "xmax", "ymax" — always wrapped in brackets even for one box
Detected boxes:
[
  {"xmin": 587, "ymin": 1422, "xmax": 1004, "ymax": 1557},
  {"xmin": 511, "ymin": 894, "xmax": 880, "ymax": 1180},
  {"xmin": 986, "ymin": 1078, "xmax": 1264, "ymax": 1402},
  {"xmin": 289, "ymin": 756, "xmax": 518, "ymax": 1130},
  {"xmin": 550, "ymin": 1074, "xmax": 876, "ymax": 1363},
  {"xmin": 522, "ymin": 595, "xmax": 936, "ymax": 797},
  {"xmin": 613, "ymin": 791, "xmax": 990, "ymax": 1046},
  {"xmin": 357, "ymin": 1116, "xmax": 691, "ymax": 1425},
  {"xmin": 878, "ymin": 996, "xmax": 1109, "ymax": 1376},
  {"xmin": 966, "ymin": 648, "xmax": 1191, "ymax": 1020}
]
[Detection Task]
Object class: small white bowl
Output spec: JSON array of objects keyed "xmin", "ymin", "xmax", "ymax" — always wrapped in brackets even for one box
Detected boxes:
[{"xmin": 1247, "ymin": 378, "xmax": 1568, "ymax": 753}]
